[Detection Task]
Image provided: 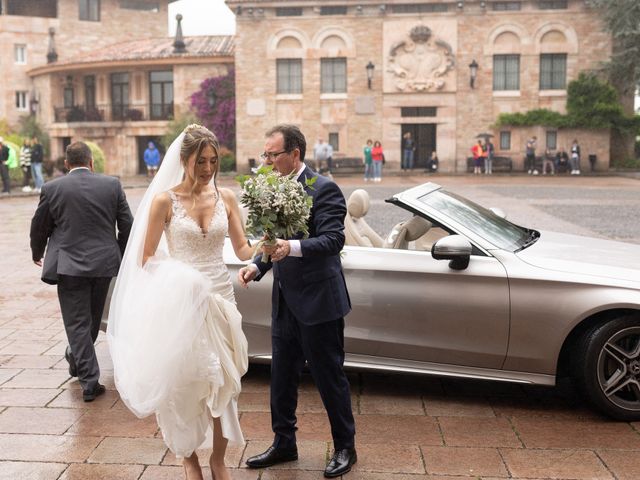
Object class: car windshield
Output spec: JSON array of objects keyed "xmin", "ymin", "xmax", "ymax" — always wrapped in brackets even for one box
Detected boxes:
[{"xmin": 418, "ymin": 189, "xmax": 534, "ymax": 251}]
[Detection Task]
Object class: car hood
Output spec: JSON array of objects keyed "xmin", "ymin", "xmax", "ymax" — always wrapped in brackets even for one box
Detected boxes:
[{"xmin": 515, "ymin": 230, "xmax": 640, "ymax": 284}]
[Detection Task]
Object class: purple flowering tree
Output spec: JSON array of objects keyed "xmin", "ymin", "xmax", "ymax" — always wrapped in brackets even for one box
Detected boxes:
[{"xmin": 190, "ymin": 68, "xmax": 235, "ymax": 150}]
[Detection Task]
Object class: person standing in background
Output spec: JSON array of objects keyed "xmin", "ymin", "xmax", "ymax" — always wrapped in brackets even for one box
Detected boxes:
[
  {"xmin": 312, "ymin": 138, "xmax": 328, "ymax": 173},
  {"xmin": 525, "ymin": 136, "xmax": 537, "ymax": 175},
  {"xmin": 471, "ymin": 140, "xmax": 483, "ymax": 175},
  {"xmin": 402, "ymin": 132, "xmax": 415, "ymax": 171},
  {"xmin": 570, "ymin": 139, "xmax": 581, "ymax": 175},
  {"xmin": 363, "ymin": 139, "xmax": 373, "ymax": 181},
  {"xmin": 30, "ymin": 136, "xmax": 44, "ymax": 192},
  {"xmin": 143, "ymin": 141, "xmax": 160, "ymax": 178},
  {"xmin": 20, "ymin": 138, "xmax": 33, "ymax": 192},
  {"xmin": 484, "ymin": 139, "xmax": 495, "ymax": 175},
  {"xmin": 371, "ymin": 140, "xmax": 384, "ymax": 182},
  {"xmin": 0, "ymin": 137, "xmax": 11, "ymax": 195}
]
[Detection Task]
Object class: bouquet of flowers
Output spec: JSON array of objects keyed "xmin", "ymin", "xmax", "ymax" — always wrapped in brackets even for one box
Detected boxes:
[{"xmin": 237, "ymin": 165, "xmax": 315, "ymax": 262}]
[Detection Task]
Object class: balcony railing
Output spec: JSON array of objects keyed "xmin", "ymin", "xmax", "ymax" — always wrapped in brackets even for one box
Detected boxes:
[{"xmin": 54, "ymin": 103, "xmax": 174, "ymax": 123}]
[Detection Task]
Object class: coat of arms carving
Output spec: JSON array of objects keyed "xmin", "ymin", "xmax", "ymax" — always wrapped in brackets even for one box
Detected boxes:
[{"xmin": 387, "ymin": 25, "xmax": 456, "ymax": 92}]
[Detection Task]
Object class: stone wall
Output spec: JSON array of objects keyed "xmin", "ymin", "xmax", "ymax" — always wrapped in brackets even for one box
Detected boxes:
[
  {"xmin": 233, "ymin": 1, "xmax": 615, "ymax": 172},
  {"xmin": 0, "ymin": 0, "xmax": 169, "ymax": 126}
]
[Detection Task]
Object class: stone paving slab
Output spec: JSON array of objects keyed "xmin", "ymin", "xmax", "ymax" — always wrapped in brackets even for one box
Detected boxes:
[{"xmin": 1, "ymin": 174, "xmax": 640, "ymax": 479}]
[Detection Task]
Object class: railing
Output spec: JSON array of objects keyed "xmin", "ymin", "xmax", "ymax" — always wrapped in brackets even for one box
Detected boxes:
[{"xmin": 54, "ymin": 103, "xmax": 174, "ymax": 123}]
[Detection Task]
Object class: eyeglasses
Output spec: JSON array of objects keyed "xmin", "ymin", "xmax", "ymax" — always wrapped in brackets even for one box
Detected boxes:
[{"xmin": 260, "ymin": 150, "xmax": 289, "ymax": 161}]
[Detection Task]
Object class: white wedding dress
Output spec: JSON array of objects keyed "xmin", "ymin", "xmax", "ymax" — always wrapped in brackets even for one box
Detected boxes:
[{"xmin": 108, "ymin": 190, "xmax": 248, "ymax": 457}]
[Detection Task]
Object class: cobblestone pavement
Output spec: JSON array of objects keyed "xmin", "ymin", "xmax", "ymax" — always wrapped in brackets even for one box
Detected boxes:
[{"xmin": 1, "ymin": 173, "xmax": 639, "ymax": 479}]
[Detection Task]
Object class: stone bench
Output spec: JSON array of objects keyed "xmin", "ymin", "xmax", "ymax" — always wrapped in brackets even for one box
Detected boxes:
[
  {"xmin": 328, "ymin": 157, "xmax": 365, "ymax": 176},
  {"xmin": 466, "ymin": 156, "xmax": 514, "ymax": 173}
]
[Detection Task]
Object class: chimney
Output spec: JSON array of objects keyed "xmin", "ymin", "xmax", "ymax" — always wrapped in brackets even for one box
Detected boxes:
[{"xmin": 173, "ymin": 14, "xmax": 186, "ymax": 53}]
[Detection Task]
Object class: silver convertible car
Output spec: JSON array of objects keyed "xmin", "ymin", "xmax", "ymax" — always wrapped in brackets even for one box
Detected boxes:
[{"xmin": 224, "ymin": 182, "xmax": 640, "ymax": 421}]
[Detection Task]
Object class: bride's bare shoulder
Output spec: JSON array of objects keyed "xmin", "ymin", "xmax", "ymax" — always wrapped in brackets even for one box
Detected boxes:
[
  {"xmin": 149, "ymin": 192, "xmax": 173, "ymax": 219},
  {"xmin": 218, "ymin": 187, "xmax": 237, "ymax": 204}
]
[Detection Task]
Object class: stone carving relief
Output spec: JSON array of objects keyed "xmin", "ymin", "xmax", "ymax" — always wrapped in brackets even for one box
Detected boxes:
[{"xmin": 387, "ymin": 25, "xmax": 455, "ymax": 92}]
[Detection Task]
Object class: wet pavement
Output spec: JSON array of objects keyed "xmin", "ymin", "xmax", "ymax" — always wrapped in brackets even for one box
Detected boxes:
[{"xmin": 1, "ymin": 172, "xmax": 640, "ymax": 479}]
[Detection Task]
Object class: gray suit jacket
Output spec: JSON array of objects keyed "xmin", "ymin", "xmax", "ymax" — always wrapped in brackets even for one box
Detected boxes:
[{"xmin": 30, "ymin": 168, "xmax": 133, "ymax": 285}]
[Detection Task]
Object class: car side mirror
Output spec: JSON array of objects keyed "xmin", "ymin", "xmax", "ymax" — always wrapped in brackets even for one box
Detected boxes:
[
  {"xmin": 431, "ymin": 235, "xmax": 472, "ymax": 270},
  {"xmin": 489, "ymin": 207, "xmax": 506, "ymax": 219}
]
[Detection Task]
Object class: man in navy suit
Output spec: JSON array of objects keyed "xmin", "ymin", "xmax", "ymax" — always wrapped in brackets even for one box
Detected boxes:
[{"xmin": 239, "ymin": 124, "xmax": 356, "ymax": 478}]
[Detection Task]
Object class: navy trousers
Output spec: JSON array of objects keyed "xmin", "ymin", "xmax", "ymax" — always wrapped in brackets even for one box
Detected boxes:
[{"xmin": 270, "ymin": 292, "xmax": 355, "ymax": 450}]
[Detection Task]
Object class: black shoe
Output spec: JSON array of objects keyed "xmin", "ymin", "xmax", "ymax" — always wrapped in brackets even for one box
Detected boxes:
[
  {"xmin": 245, "ymin": 445, "xmax": 298, "ymax": 468},
  {"xmin": 65, "ymin": 346, "xmax": 77, "ymax": 377},
  {"xmin": 83, "ymin": 384, "xmax": 106, "ymax": 402},
  {"xmin": 324, "ymin": 448, "xmax": 357, "ymax": 478}
]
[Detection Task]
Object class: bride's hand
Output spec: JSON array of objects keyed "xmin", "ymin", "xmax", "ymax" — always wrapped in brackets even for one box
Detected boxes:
[{"xmin": 238, "ymin": 264, "xmax": 258, "ymax": 288}]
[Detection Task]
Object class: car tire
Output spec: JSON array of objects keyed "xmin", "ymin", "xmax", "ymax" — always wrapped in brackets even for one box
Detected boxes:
[{"xmin": 575, "ymin": 314, "xmax": 640, "ymax": 421}]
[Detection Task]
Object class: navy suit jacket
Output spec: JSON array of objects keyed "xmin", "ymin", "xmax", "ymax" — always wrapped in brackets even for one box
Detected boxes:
[
  {"xmin": 255, "ymin": 167, "xmax": 351, "ymax": 325},
  {"xmin": 30, "ymin": 169, "xmax": 133, "ymax": 285}
]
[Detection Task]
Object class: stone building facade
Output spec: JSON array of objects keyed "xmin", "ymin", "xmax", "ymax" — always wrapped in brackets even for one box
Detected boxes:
[
  {"xmin": 29, "ymin": 35, "xmax": 234, "ymax": 175},
  {"xmin": 0, "ymin": 0, "xmax": 171, "ymax": 127},
  {"xmin": 228, "ymin": 0, "xmax": 614, "ymax": 172}
]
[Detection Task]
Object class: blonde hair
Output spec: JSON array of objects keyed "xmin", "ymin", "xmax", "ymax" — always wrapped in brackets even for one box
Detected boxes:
[{"xmin": 180, "ymin": 124, "xmax": 221, "ymax": 204}]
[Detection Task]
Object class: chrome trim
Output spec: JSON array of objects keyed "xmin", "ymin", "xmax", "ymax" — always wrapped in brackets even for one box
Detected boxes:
[{"xmin": 248, "ymin": 354, "xmax": 557, "ymax": 386}]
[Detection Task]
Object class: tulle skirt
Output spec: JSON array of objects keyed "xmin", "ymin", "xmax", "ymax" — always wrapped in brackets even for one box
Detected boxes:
[{"xmin": 107, "ymin": 256, "xmax": 248, "ymax": 457}]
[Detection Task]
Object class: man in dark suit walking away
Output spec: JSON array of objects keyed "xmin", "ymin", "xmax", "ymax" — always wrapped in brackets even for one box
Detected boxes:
[
  {"xmin": 239, "ymin": 124, "xmax": 356, "ymax": 478},
  {"xmin": 30, "ymin": 141, "xmax": 133, "ymax": 401}
]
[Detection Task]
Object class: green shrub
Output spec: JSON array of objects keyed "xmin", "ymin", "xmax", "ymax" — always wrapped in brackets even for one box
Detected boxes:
[
  {"xmin": 85, "ymin": 141, "xmax": 106, "ymax": 173},
  {"xmin": 162, "ymin": 113, "xmax": 199, "ymax": 150},
  {"xmin": 218, "ymin": 146, "xmax": 236, "ymax": 172},
  {"xmin": 611, "ymin": 157, "xmax": 640, "ymax": 169}
]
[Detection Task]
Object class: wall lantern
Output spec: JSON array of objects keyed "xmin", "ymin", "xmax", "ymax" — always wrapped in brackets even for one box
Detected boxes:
[
  {"xmin": 30, "ymin": 91, "xmax": 39, "ymax": 115},
  {"xmin": 207, "ymin": 90, "xmax": 217, "ymax": 108},
  {"xmin": 468, "ymin": 59, "xmax": 479, "ymax": 89},
  {"xmin": 365, "ymin": 61, "xmax": 375, "ymax": 89}
]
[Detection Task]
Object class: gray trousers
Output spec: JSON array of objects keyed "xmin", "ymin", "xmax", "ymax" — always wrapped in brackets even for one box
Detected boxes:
[{"xmin": 57, "ymin": 275, "xmax": 111, "ymax": 392}]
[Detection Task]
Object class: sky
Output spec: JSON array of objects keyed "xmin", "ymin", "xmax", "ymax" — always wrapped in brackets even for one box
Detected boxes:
[{"xmin": 168, "ymin": 0, "xmax": 236, "ymax": 36}]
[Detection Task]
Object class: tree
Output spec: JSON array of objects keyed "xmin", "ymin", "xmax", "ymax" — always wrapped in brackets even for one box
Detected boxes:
[
  {"xmin": 590, "ymin": 0, "xmax": 640, "ymax": 93},
  {"xmin": 190, "ymin": 69, "xmax": 235, "ymax": 150}
]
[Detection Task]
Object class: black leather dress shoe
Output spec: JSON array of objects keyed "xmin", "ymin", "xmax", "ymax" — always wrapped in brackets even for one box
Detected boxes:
[
  {"xmin": 245, "ymin": 445, "xmax": 298, "ymax": 468},
  {"xmin": 83, "ymin": 384, "xmax": 106, "ymax": 402},
  {"xmin": 65, "ymin": 346, "xmax": 77, "ymax": 377},
  {"xmin": 324, "ymin": 448, "xmax": 357, "ymax": 478}
]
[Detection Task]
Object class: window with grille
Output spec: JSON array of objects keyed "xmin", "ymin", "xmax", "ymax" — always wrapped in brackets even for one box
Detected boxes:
[
  {"xmin": 14, "ymin": 44, "xmax": 26, "ymax": 64},
  {"xmin": 84, "ymin": 76, "xmax": 96, "ymax": 109},
  {"xmin": 492, "ymin": 2, "xmax": 521, "ymax": 10},
  {"xmin": 540, "ymin": 54, "xmax": 567, "ymax": 90},
  {"xmin": 320, "ymin": 6, "xmax": 347, "ymax": 15},
  {"xmin": 119, "ymin": 1, "xmax": 159, "ymax": 11},
  {"xmin": 328, "ymin": 133, "xmax": 339, "ymax": 152},
  {"xmin": 277, "ymin": 59, "xmax": 302, "ymax": 94},
  {"xmin": 493, "ymin": 54, "xmax": 520, "ymax": 91},
  {"xmin": 538, "ymin": 0, "xmax": 567, "ymax": 9},
  {"xmin": 401, "ymin": 107, "xmax": 437, "ymax": 117},
  {"xmin": 391, "ymin": 3, "xmax": 448, "ymax": 13},
  {"xmin": 500, "ymin": 131, "xmax": 511, "ymax": 150},
  {"xmin": 64, "ymin": 86, "xmax": 74, "ymax": 108},
  {"xmin": 276, "ymin": 7, "xmax": 302, "ymax": 16},
  {"xmin": 150, "ymin": 71, "xmax": 173, "ymax": 119},
  {"xmin": 79, "ymin": 0, "xmax": 100, "ymax": 21},
  {"xmin": 546, "ymin": 131, "xmax": 557, "ymax": 150},
  {"xmin": 321, "ymin": 58, "xmax": 347, "ymax": 94},
  {"xmin": 16, "ymin": 91, "xmax": 28, "ymax": 110},
  {"xmin": 111, "ymin": 73, "xmax": 129, "ymax": 120}
]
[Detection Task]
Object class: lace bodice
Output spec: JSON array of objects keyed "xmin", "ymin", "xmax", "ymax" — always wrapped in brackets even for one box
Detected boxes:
[{"xmin": 164, "ymin": 190, "xmax": 228, "ymax": 269}]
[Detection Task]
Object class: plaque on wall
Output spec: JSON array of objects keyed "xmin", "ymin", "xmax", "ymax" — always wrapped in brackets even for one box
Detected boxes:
[
  {"xmin": 247, "ymin": 99, "xmax": 266, "ymax": 116},
  {"xmin": 355, "ymin": 96, "xmax": 375, "ymax": 115},
  {"xmin": 387, "ymin": 25, "xmax": 455, "ymax": 92}
]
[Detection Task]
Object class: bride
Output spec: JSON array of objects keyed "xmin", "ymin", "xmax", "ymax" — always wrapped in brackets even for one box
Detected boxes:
[{"xmin": 107, "ymin": 124, "xmax": 254, "ymax": 480}]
